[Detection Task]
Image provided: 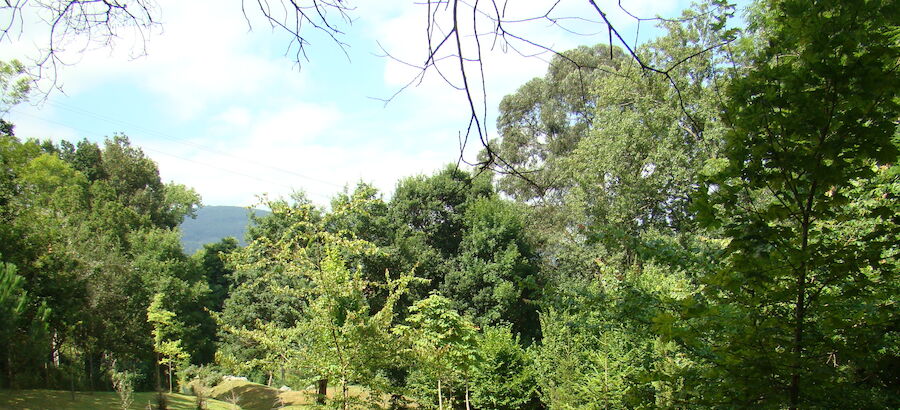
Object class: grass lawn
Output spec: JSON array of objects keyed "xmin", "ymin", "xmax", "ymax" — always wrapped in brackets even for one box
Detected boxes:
[
  {"xmin": 0, "ymin": 389, "xmax": 235, "ymax": 409},
  {"xmin": 0, "ymin": 381, "xmax": 409, "ymax": 409},
  {"xmin": 200, "ymin": 379, "xmax": 406, "ymax": 409}
]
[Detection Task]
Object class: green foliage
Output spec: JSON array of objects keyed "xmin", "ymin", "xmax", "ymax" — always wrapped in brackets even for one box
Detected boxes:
[
  {"xmin": 0, "ymin": 256, "xmax": 51, "ymax": 388},
  {"xmin": 194, "ymin": 237, "xmax": 239, "ymax": 312},
  {"xmin": 493, "ymin": 44, "xmax": 628, "ymax": 203},
  {"xmin": 533, "ymin": 258, "xmax": 700, "ymax": 409},
  {"xmin": 1, "ymin": 2, "xmax": 896, "ymax": 407},
  {"xmin": 470, "ymin": 325, "xmax": 537, "ymax": 409},
  {"xmin": 109, "ymin": 366, "xmax": 137, "ymax": 410},
  {"xmin": 390, "ymin": 165, "xmax": 493, "ymax": 259},
  {"xmin": 0, "ymin": 133, "xmax": 205, "ymax": 390},
  {"xmin": 686, "ymin": 0, "xmax": 900, "ymax": 406},
  {"xmin": 444, "ymin": 197, "xmax": 542, "ymax": 342},
  {"xmin": 149, "ymin": 292, "xmax": 191, "ymax": 392},
  {"xmin": 218, "ymin": 193, "xmax": 422, "ymax": 407},
  {"xmin": 0, "ymin": 59, "xmax": 30, "ymax": 113},
  {"xmin": 393, "ymin": 294, "xmax": 478, "ymax": 409}
]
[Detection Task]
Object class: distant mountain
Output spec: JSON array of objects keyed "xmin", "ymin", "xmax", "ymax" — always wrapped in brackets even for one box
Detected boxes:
[{"xmin": 180, "ymin": 206, "xmax": 270, "ymax": 254}]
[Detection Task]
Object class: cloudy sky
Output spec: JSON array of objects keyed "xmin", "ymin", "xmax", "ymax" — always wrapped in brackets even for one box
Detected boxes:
[{"xmin": 2, "ymin": 0, "xmax": 697, "ymax": 207}]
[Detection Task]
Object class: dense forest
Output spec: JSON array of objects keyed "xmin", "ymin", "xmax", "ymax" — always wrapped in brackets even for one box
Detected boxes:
[{"xmin": 1, "ymin": 0, "xmax": 898, "ymax": 408}]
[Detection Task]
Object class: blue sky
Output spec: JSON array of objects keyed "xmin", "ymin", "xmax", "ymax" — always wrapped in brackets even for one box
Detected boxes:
[{"xmin": 2, "ymin": 0, "xmax": 704, "ymax": 207}]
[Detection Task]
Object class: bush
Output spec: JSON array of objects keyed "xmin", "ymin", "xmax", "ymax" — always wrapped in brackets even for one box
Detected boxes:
[
  {"xmin": 110, "ymin": 369, "xmax": 136, "ymax": 410},
  {"xmin": 180, "ymin": 364, "xmax": 225, "ymax": 391},
  {"xmin": 471, "ymin": 325, "xmax": 538, "ymax": 409}
]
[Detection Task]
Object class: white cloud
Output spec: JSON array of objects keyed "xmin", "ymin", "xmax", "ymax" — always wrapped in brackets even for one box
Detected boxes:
[
  {"xmin": 3, "ymin": 0, "xmax": 311, "ymax": 119},
  {"xmin": 3, "ymin": 0, "xmax": 702, "ymax": 209}
]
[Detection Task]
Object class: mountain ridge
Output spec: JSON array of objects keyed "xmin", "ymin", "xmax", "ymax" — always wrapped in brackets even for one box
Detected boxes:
[{"xmin": 180, "ymin": 205, "xmax": 270, "ymax": 254}]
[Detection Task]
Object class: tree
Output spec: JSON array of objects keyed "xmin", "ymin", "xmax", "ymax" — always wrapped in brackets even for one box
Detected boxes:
[
  {"xmin": 388, "ymin": 165, "xmax": 493, "ymax": 303},
  {"xmin": 686, "ymin": 0, "xmax": 900, "ymax": 407},
  {"xmin": 492, "ymin": 45, "xmax": 628, "ymax": 203},
  {"xmin": 219, "ymin": 193, "xmax": 422, "ymax": 407},
  {"xmin": 0, "ymin": 132, "xmax": 203, "ymax": 390},
  {"xmin": 0, "ymin": 59, "xmax": 29, "ymax": 114},
  {"xmin": 469, "ymin": 325, "xmax": 537, "ymax": 409},
  {"xmin": 566, "ymin": 1, "xmax": 730, "ymax": 240},
  {"xmin": 443, "ymin": 197, "xmax": 543, "ymax": 343},
  {"xmin": 394, "ymin": 294, "xmax": 478, "ymax": 410},
  {"xmin": 216, "ymin": 195, "xmax": 319, "ymax": 383},
  {"xmin": 147, "ymin": 292, "xmax": 189, "ymax": 393},
  {"xmin": 194, "ymin": 237, "xmax": 239, "ymax": 313},
  {"xmin": 0, "ymin": 257, "xmax": 50, "ymax": 388}
]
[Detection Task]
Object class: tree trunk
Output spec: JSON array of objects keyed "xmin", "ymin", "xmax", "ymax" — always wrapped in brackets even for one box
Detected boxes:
[
  {"xmin": 437, "ymin": 378, "xmax": 443, "ymax": 410},
  {"xmin": 88, "ymin": 354, "xmax": 95, "ymax": 393},
  {"xmin": 341, "ymin": 377, "xmax": 349, "ymax": 410},
  {"xmin": 789, "ymin": 197, "xmax": 815, "ymax": 409},
  {"xmin": 155, "ymin": 353, "xmax": 161, "ymax": 391},
  {"xmin": 317, "ymin": 378, "xmax": 328, "ymax": 405},
  {"xmin": 465, "ymin": 382, "xmax": 470, "ymax": 410},
  {"xmin": 6, "ymin": 349, "xmax": 12, "ymax": 389},
  {"xmin": 168, "ymin": 362, "xmax": 173, "ymax": 393}
]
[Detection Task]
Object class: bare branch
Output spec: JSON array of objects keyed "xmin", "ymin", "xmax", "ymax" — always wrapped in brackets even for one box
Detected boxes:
[{"xmin": 1, "ymin": 0, "xmax": 159, "ymax": 92}]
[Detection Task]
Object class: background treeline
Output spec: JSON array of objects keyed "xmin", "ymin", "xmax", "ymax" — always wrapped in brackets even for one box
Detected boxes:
[{"xmin": 1, "ymin": 0, "xmax": 898, "ymax": 408}]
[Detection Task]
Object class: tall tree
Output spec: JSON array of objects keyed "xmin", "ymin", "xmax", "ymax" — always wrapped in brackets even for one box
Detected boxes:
[
  {"xmin": 492, "ymin": 44, "xmax": 627, "ymax": 203},
  {"xmin": 687, "ymin": 0, "xmax": 900, "ymax": 406}
]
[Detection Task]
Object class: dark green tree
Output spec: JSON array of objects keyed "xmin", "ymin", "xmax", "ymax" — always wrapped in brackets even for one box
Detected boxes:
[
  {"xmin": 443, "ymin": 197, "xmax": 542, "ymax": 342},
  {"xmin": 686, "ymin": 0, "xmax": 900, "ymax": 406},
  {"xmin": 194, "ymin": 237, "xmax": 239, "ymax": 312}
]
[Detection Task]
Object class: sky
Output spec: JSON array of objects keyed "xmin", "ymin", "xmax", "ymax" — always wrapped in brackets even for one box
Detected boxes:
[{"xmin": 2, "ymin": 0, "xmax": 698, "ymax": 207}]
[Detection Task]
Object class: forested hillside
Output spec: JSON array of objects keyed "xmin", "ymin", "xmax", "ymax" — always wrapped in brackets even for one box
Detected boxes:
[
  {"xmin": 180, "ymin": 206, "xmax": 271, "ymax": 254},
  {"xmin": 1, "ymin": 0, "xmax": 897, "ymax": 409}
]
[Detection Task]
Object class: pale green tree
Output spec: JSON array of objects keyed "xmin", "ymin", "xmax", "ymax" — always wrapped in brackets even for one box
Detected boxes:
[
  {"xmin": 147, "ymin": 292, "xmax": 189, "ymax": 393},
  {"xmin": 394, "ymin": 294, "xmax": 478, "ymax": 410}
]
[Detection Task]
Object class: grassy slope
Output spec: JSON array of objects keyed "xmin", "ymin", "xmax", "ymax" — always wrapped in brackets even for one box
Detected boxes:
[
  {"xmin": 203, "ymin": 379, "xmax": 396, "ymax": 409},
  {"xmin": 0, "ymin": 389, "xmax": 234, "ymax": 409},
  {"xmin": 0, "ymin": 381, "xmax": 403, "ymax": 409}
]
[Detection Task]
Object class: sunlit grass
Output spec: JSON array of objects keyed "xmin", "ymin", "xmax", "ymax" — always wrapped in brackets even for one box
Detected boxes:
[{"xmin": 0, "ymin": 389, "xmax": 233, "ymax": 409}]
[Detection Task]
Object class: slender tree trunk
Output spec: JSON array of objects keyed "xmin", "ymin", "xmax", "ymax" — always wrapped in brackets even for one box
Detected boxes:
[
  {"xmin": 437, "ymin": 378, "xmax": 443, "ymax": 410},
  {"xmin": 6, "ymin": 349, "xmax": 12, "ymax": 388},
  {"xmin": 88, "ymin": 354, "xmax": 94, "ymax": 393},
  {"xmin": 789, "ymin": 179, "xmax": 818, "ymax": 410},
  {"xmin": 465, "ymin": 381, "xmax": 470, "ymax": 410},
  {"xmin": 317, "ymin": 378, "xmax": 328, "ymax": 405},
  {"xmin": 155, "ymin": 353, "xmax": 161, "ymax": 391},
  {"xmin": 789, "ymin": 215, "xmax": 811, "ymax": 410},
  {"xmin": 168, "ymin": 362, "xmax": 173, "ymax": 393},
  {"xmin": 342, "ymin": 377, "xmax": 348, "ymax": 410}
]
